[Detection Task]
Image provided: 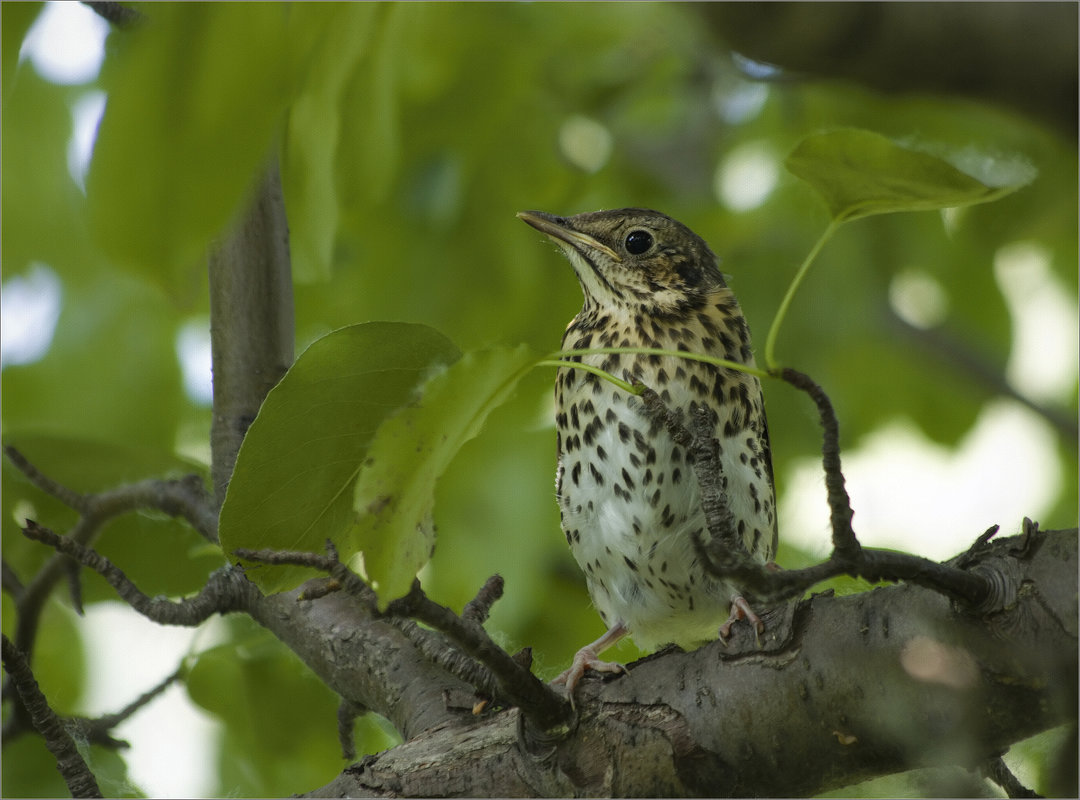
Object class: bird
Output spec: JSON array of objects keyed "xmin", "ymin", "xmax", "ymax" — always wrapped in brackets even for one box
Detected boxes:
[{"xmin": 518, "ymin": 208, "xmax": 777, "ymax": 698}]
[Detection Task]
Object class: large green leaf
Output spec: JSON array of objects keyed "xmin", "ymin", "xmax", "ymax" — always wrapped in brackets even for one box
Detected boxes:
[
  {"xmin": 350, "ymin": 345, "xmax": 537, "ymax": 607},
  {"xmin": 85, "ymin": 4, "xmax": 324, "ymax": 288},
  {"xmin": 218, "ymin": 322, "xmax": 460, "ymax": 594},
  {"xmin": 785, "ymin": 128, "xmax": 1036, "ymax": 222}
]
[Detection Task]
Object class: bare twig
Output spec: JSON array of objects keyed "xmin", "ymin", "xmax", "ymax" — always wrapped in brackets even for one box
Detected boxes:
[
  {"xmin": 4, "ymin": 445, "xmax": 218, "ymax": 676},
  {"xmin": 634, "ymin": 369, "xmax": 1005, "ymax": 612},
  {"xmin": 93, "ymin": 662, "xmax": 185, "ymax": 735},
  {"xmin": 462, "ymin": 575, "xmax": 505, "ymax": 624},
  {"xmin": 2, "ymin": 635, "xmax": 102, "ymax": 798},
  {"xmin": 777, "ymin": 367, "xmax": 858, "ymax": 560},
  {"xmin": 234, "ymin": 544, "xmax": 377, "ymax": 608},
  {"xmin": 2, "ymin": 560, "xmax": 26, "ymax": 601},
  {"xmin": 337, "ymin": 698, "xmax": 367, "ymax": 760},
  {"xmin": 3, "ymin": 445, "xmax": 88, "ymax": 512},
  {"xmin": 387, "ymin": 581, "xmax": 573, "ymax": 734},
  {"xmin": 4, "ymin": 446, "xmax": 218, "ymax": 542},
  {"xmin": 21, "ymin": 521, "xmax": 257, "ymax": 625}
]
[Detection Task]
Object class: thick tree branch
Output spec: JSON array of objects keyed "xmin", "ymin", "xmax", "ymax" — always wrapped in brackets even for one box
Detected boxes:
[
  {"xmin": 307, "ymin": 527, "xmax": 1077, "ymax": 798},
  {"xmin": 701, "ymin": 3, "xmax": 1078, "ymax": 136},
  {"xmin": 236, "ymin": 546, "xmax": 575, "ymax": 737},
  {"xmin": 208, "ymin": 158, "xmax": 295, "ymax": 508}
]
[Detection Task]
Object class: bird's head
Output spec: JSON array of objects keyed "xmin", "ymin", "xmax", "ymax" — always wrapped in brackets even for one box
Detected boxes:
[{"xmin": 518, "ymin": 208, "xmax": 726, "ymax": 318}]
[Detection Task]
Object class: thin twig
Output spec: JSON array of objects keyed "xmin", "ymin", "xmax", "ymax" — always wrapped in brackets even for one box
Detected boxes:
[
  {"xmin": 2, "ymin": 560, "xmax": 25, "ymax": 601},
  {"xmin": 233, "ymin": 544, "xmax": 377, "ymax": 609},
  {"xmin": 4, "ymin": 445, "xmax": 89, "ymax": 512},
  {"xmin": 337, "ymin": 698, "xmax": 367, "ymax": 760},
  {"xmin": 462, "ymin": 575, "xmax": 505, "ymax": 624},
  {"xmin": 387, "ymin": 582, "xmax": 573, "ymax": 734},
  {"xmin": 636, "ymin": 369, "xmax": 1001, "ymax": 611},
  {"xmin": 777, "ymin": 368, "xmax": 859, "ymax": 560},
  {"xmin": 2, "ymin": 635, "xmax": 102, "ymax": 798},
  {"xmin": 22, "ymin": 521, "xmax": 257, "ymax": 625},
  {"xmin": 95, "ymin": 663, "xmax": 185, "ymax": 733}
]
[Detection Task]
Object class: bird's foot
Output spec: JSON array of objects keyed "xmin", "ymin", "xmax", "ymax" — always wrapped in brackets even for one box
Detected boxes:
[
  {"xmin": 718, "ymin": 594, "xmax": 764, "ymax": 645},
  {"xmin": 551, "ymin": 623, "xmax": 629, "ymax": 705}
]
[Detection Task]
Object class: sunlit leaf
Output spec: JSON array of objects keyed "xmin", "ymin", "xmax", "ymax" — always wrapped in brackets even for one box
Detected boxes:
[
  {"xmin": 785, "ymin": 128, "xmax": 1036, "ymax": 223},
  {"xmin": 218, "ymin": 322, "xmax": 460, "ymax": 594},
  {"xmin": 349, "ymin": 345, "xmax": 536, "ymax": 607}
]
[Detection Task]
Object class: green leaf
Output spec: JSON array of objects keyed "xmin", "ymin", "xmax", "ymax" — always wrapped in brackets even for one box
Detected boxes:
[
  {"xmin": 186, "ymin": 621, "xmax": 348, "ymax": 797},
  {"xmin": 785, "ymin": 128, "xmax": 1036, "ymax": 223},
  {"xmin": 86, "ymin": 4, "xmax": 312, "ymax": 288},
  {"xmin": 283, "ymin": 3, "xmax": 378, "ymax": 283},
  {"xmin": 218, "ymin": 322, "xmax": 460, "ymax": 594},
  {"xmin": 349, "ymin": 344, "xmax": 537, "ymax": 607}
]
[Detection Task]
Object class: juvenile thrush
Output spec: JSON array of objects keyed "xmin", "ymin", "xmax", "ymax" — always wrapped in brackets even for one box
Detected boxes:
[{"xmin": 519, "ymin": 208, "xmax": 777, "ymax": 697}]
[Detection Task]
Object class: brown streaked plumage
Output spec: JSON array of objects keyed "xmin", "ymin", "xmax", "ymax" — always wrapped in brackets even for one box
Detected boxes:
[{"xmin": 519, "ymin": 208, "xmax": 777, "ymax": 698}]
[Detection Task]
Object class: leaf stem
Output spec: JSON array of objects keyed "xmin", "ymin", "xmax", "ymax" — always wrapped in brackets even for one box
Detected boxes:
[
  {"xmin": 536, "ymin": 347, "xmax": 771, "ymax": 395},
  {"xmin": 533, "ymin": 359, "xmax": 639, "ymax": 393},
  {"xmin": 763, "ymin": 218, "xmax": 842, "ymax": 371}
]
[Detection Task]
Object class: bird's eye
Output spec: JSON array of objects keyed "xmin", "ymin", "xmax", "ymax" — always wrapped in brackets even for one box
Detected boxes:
[{"xmin": 624, "ymin": 230, "xmax": 653, "ymax": 255}]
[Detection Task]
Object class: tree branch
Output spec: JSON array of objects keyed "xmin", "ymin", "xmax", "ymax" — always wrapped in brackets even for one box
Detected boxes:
[
  {"xmin": 20, "ymin": 521, "xmax": 257, "ymax": 625},
  {"xmin": 634, "ymin": 370, "xmax": 1003, "ymax": 616},
  {"xmin": 2, "ymin": 635, "xmax": 102, "ymax": 798},
  {"xmin": 208, "ymin": 158, "xmax": 295, "ymax": 508},
  {"xmin": 235, "ymin": 546, "xmax": 575, "ymax": 737},
  {"xmin": 307, "ymin": 528, "xmax": 1077, "ymax": 797}
]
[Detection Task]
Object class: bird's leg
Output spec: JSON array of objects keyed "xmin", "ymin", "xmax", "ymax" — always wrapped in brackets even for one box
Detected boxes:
[
  {"xmin": 552, "ymin": 621, "xmax": 629, "ymax": 702},
  {"xmin": 718, "ymin": 595, "xmax": 764, "ymax": 644}
]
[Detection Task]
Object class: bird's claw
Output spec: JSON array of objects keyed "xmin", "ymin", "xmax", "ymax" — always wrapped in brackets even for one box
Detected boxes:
[
  {"xmin": 552, "ymin": 647, "xmax": 627, "ymax": 707},
  {"xmin": 718, "ymin": 594, "xmax": 764, "ymax": 646}
]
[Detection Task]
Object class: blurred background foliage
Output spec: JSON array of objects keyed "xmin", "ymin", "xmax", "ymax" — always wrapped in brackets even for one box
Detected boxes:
[{"xmin": 2, "ymin": 2, "xmax": 1076, "ymax": 797}]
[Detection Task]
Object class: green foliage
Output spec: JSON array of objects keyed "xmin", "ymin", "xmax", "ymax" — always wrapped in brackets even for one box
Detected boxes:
[
  {"xmin": 186, "ymin": 617, "xmax": 394, "ymax": 797},
  {"xmin": 3, "ymin": 2, "xmax": 1075, "ymax": 797},
  {"xmin": 350, "ymin": 343, "xmax": 536, "ymax": 606},
  {"xmin": 766, "ymin": 128, "xmax": 1037, "ymax": 368},
  {"xmin": 219, "ymin": 322, "xmax": 460, "ymax": 595},
  {"xmin": 785, "ymin": 128, "xmax": 1035, "ymax": 223},
  {"xmin": 88, "ymin": 4, "xmax": 320, "ymax": 286}
]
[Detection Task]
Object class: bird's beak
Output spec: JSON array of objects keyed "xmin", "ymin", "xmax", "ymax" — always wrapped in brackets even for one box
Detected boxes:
[{"xmin": 518, "ymin": 211, "xmax": 622, "ymax": 263}]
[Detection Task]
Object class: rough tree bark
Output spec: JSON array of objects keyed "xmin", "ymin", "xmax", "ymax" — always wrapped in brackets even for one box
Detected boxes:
[{"xmin": 268, "ymin": 527, "xmax": 1073, "ymax": 797}]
